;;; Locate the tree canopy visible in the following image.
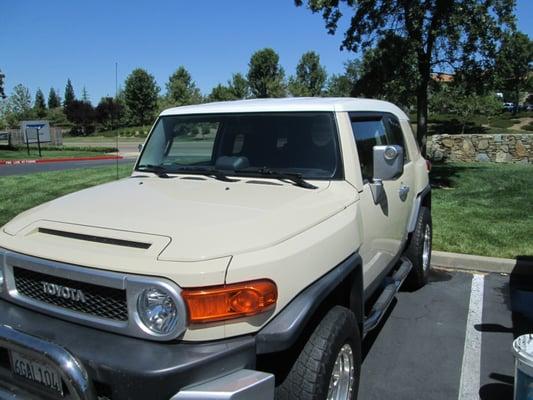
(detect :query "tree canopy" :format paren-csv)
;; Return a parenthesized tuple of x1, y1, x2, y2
(81, 86, 90, 103)
(166, 66, 202, 106)
(34, 88, 47, 117)
(9, 84, 32, 116)
(0, 70, 5, 99)
(48, 88, 61, 108)
(65, 100, 95, 135)
(289, 51, 327, 96)
(326, 60, 360, 97)
(207, 73, 250, 102)
(295, 0, 516, 149)
(495, 31, 533, 106)
(124, 68, 160, 126)
(353, 33, 418, 109)
(64, 79, 75, 108)
(95, 97, 124, 130)
(247, 48, 286, 98)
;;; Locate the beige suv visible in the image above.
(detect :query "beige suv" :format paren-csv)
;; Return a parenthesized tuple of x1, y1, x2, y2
(0, 98, 431, 400)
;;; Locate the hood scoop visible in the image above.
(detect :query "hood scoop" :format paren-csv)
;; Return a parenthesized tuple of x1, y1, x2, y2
(38, 227, 152, 249)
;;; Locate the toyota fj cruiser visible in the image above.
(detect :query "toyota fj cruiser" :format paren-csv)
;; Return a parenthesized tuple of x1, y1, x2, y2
(0, 98, 432, 400)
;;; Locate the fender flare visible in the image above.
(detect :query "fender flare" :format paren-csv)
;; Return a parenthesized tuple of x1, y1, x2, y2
(407, 185, 431, 233)
(255, 253, 363, 355)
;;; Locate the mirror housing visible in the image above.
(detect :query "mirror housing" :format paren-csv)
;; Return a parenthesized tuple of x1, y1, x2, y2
(373, 145, 404, 181)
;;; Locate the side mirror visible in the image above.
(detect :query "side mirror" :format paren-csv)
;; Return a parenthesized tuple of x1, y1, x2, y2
(369, 145, 404, 204)
(373, 145, 404, 180)
(138, 143, 144, 152)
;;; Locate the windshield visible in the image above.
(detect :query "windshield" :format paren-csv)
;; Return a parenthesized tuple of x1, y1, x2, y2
(136, 112, 342, 179)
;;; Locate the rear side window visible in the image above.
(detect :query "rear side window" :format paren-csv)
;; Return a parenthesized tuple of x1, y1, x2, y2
(350, 113, 408, 181)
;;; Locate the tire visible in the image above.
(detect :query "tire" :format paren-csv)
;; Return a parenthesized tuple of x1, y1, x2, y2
(276, 306, 361, 400)
(404, 206, 432, 290)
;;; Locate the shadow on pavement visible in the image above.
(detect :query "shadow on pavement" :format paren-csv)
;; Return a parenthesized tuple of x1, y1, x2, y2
(478, 256, 533, 399)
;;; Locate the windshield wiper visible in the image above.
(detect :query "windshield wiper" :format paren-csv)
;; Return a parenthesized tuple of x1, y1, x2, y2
(240, 167, 317, 189)
(173, 166, 238, 182)
(136, 164, 171, 178)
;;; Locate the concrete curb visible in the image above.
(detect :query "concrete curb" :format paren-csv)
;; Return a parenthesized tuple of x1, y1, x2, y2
(432, 250, 533, 274)
(0, 155, 123, 166)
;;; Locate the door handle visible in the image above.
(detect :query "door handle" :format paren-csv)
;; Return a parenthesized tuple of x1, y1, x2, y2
(399, 183, 410, 201)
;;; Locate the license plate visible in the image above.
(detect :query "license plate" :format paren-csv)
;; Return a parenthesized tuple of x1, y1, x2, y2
(10, 351, 64, 396)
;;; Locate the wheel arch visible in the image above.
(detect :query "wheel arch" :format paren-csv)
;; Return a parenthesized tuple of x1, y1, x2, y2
(256, 253, 363, 382)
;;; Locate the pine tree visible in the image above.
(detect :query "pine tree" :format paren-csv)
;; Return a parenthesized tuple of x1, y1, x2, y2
(47, 88, 61, 108)
(34, 88, 47, 118)
(81, 86, 90, 103)
(0, 69, 6, 99)
(64, 79, 75, 108)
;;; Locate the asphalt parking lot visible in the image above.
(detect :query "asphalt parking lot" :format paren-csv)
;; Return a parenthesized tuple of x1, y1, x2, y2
(360, 267, 533, 400)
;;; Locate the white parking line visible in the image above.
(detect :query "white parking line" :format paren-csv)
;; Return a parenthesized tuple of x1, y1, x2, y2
(458, 274, 484, 400)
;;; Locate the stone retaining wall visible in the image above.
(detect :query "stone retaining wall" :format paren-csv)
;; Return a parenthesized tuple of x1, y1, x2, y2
(426, 133, 532, 164)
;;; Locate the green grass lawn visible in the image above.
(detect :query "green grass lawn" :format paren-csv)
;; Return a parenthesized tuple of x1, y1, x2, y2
(0, 148, 116, 160)
(431, 162, 532, 259)
(0, 162, 530, 259)
(0, 164, 133, 228)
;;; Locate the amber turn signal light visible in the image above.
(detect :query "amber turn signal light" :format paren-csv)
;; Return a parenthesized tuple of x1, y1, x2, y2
(182, 280, 277, 324)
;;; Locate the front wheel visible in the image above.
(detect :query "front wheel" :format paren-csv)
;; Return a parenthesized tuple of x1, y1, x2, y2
(276, 306, 361, 400)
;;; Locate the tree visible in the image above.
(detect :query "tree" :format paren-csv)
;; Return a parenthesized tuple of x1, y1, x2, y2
(230, 73, 250, 99)
(288, 51, 327, 96)
(95, 97, 125, 130)
(124, 68, 160, 126)
(353, 34, 418, 109)
(295, 0, 515, 151)
(495, 31, 533, 110)
(0, 70, 5, 99)
(64, 79, 75, 108)
(48, 88, 61, 108)
(208, 84, 236, 102)
(34, 88, 47, 118)
(81, 86, 90, 103)
(430, 85, 502, 134)
(166, 66, 202, 106)
(326, 60, 360, 97)
(207, 73, 251, 102)
(247, 48, 286, 98)
(9, 84, 32, 116)
(64, 99, 95, 135)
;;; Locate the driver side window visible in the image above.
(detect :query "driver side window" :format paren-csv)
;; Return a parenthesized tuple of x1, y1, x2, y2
(350, 113, 407, 181)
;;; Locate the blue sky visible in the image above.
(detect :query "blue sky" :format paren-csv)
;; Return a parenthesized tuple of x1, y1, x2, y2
(1, 0, 531, 104)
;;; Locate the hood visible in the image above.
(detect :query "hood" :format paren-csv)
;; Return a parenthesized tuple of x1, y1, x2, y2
(3, 175, 356, 262)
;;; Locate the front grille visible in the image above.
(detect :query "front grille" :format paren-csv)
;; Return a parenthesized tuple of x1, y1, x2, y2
(13, 267, 128, 321)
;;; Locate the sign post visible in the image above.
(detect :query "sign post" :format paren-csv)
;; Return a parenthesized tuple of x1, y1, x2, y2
(21, 121, 51, 157)
(36, 126, 42, 157)
(25, 129, 30, 156)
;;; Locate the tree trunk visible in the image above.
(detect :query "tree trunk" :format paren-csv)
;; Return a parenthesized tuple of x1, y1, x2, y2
(416, 78, 429, 157)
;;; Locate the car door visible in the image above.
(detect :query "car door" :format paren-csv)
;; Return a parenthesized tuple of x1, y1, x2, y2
(349, 113, 415, 293)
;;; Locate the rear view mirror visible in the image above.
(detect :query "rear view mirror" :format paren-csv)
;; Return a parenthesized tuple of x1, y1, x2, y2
(373, 145, 404, 180)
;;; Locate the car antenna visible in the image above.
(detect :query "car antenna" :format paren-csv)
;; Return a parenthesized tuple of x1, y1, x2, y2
(115, 61, 119, 180)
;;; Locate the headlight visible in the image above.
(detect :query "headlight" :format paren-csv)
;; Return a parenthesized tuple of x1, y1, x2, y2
(137, 288, 179, 335)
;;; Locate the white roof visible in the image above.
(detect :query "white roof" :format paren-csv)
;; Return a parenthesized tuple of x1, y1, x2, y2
(160, 97, 410, 120)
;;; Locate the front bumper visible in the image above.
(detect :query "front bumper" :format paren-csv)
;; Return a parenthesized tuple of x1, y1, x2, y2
(0, 300, 274, 400)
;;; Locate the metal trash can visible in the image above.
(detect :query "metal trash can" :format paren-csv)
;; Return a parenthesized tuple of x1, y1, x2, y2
(513, 334, 533, 400)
